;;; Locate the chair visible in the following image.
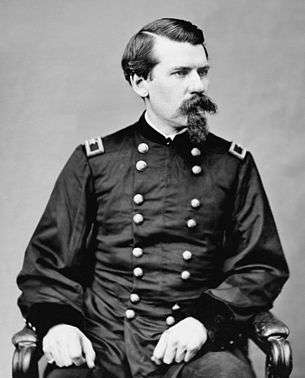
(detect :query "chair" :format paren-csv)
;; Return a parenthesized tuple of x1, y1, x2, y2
(12, 311, 292, 378)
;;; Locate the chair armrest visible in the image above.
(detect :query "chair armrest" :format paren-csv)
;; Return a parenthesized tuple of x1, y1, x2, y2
(249, 311, 292, 378)
(251, 311, 289, 341)
(12, 326, 39, 378)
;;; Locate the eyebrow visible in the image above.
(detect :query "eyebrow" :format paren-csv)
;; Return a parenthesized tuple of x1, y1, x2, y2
(170, 64, 210, 71)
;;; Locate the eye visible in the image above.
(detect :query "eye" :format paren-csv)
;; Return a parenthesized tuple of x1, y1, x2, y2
(173, 70, 188, 77)
(198, 68, 209, 77)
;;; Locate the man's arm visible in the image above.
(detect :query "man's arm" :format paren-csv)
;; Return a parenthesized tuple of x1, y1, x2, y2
(179, 151, 289, 345)
(17, 145, 96, 339)
(152, 151, 289, 364)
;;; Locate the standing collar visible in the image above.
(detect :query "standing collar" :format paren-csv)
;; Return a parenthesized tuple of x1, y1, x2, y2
(137, 112, 191, 147)
(144, 112, 187, 141)
(135, 112, 222, 157)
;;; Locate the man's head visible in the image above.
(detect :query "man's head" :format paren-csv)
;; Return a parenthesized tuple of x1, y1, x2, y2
(121, 18, 217, 143)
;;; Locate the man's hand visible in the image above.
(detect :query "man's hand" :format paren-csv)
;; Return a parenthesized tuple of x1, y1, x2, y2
(43, 324, 96, 368)
(151, 317, 207, 365)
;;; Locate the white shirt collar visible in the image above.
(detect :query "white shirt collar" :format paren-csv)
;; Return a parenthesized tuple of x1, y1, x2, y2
(144, 112, 187, 141)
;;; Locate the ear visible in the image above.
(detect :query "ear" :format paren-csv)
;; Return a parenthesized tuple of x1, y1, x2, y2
(130, 74, 149, 98)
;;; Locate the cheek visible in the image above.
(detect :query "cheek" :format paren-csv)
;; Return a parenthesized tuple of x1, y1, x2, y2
(150, 83, 181, 111)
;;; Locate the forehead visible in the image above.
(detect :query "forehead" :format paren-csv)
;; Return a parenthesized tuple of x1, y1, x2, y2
(152, 35, 208, 69)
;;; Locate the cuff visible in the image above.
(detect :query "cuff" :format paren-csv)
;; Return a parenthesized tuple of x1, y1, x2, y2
(26, 303, 84, 339)
(174, 293, 241, 348)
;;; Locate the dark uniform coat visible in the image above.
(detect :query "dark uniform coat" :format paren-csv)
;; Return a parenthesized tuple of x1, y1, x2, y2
(17, 114, 289, 377)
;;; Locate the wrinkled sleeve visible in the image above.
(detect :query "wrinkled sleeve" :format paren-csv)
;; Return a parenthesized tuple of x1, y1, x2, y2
(17, 145, 96, 338)
(179, 152, 289, 346)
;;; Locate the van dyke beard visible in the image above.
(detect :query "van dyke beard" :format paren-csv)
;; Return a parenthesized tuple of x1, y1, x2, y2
(179, 94, 217, 144)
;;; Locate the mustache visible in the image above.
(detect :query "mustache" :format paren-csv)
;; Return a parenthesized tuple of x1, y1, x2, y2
(177, 93, 217, 145)
(179, 93, 217, 115)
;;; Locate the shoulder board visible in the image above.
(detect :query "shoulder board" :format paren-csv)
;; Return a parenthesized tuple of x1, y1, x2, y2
(229, 142, 247, 160)
(84, 137, 104, 157)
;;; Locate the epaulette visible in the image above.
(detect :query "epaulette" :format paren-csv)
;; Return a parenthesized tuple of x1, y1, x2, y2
(84, 137, 104, 157)
(229, 142, 247, 160)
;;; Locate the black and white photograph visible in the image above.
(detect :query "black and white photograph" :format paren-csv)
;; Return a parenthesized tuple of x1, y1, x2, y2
(1, 1, 304, 377)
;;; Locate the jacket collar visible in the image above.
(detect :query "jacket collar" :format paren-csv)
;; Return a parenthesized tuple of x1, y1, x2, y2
(144, 112, 187, 141)
(135, 113, 229, 157)
(137, 112, 193, 148)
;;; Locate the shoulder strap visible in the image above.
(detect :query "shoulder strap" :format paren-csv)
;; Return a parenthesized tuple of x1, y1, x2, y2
(229, 142, 247, 160)
(84, 137, 104, 157)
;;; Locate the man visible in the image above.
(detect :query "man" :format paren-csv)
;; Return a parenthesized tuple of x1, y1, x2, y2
(17, 18, 289, 377)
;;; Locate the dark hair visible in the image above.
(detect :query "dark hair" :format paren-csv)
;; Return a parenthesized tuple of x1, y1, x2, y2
(121, 18, 208, 84)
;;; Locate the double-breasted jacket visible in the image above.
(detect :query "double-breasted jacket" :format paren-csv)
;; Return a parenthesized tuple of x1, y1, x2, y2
(17, 114, 289, 377)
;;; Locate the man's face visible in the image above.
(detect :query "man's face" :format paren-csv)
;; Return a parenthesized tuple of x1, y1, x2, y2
(144, 36, 210, 128)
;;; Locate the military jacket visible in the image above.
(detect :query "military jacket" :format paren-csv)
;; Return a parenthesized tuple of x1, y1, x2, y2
(17, 114, 289, 377)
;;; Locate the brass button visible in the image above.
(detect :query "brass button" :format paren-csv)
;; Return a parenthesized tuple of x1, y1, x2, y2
(125, 309, 135, 319)
(181, 270, 191, 280)
(133, 194, 144, 205)
(191, 147, 201, 157)
(166, 316, 175, 326)
(182, 250, 192, 260)
(136, 160, 147, 171)
(192, 165, 202, 175)
(138, 143, 149, 154)
(191, 198, 200, 208)
(130, 293, 140, 303)
(133, 267, 143, 277)
(133, 213, 144, 224)
(132, 247, 143, 257)
(186, 218, 197, 228)
(172, 303, 180, 311)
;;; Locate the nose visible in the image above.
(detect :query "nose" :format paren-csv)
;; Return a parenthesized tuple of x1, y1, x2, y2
(188, 71, 209, 94)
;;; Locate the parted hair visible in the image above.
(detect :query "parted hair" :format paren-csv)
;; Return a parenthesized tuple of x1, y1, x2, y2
(121, 18, 208, 84)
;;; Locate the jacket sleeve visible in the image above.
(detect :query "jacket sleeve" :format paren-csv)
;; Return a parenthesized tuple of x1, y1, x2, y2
(17, 145, 96, 338)
(178, 152, 289, 346)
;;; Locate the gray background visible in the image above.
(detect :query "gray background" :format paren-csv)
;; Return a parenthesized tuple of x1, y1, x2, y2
(1, 1, 304, 376)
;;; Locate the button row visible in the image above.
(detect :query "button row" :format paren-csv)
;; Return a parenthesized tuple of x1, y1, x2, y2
(126, 301, 180, 324)
(132, 247, 192, 261)
(134, 267, 190, 280)
(133, 197, 200, 208)
(136, 160, 202, 175)
(125, 309, 177, 325)
(137, 143, 201, 158)
(136, 144, 202, 175)
(133, 215, 198, 228)
(125, 302, 182, 324)
(127, 296, 180, 318)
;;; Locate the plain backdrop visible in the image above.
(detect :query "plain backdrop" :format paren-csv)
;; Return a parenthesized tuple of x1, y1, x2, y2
(1, 1, 304, 376)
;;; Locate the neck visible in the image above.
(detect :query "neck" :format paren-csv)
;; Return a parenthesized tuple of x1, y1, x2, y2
(145, 106, 185, 137)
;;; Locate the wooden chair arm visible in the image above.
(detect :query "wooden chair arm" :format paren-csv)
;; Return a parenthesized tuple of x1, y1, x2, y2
(12, 326, 39, 378)
(249, 311, 293, 378)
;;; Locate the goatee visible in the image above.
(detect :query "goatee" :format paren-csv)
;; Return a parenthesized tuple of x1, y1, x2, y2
(179, 93, 217, 144)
